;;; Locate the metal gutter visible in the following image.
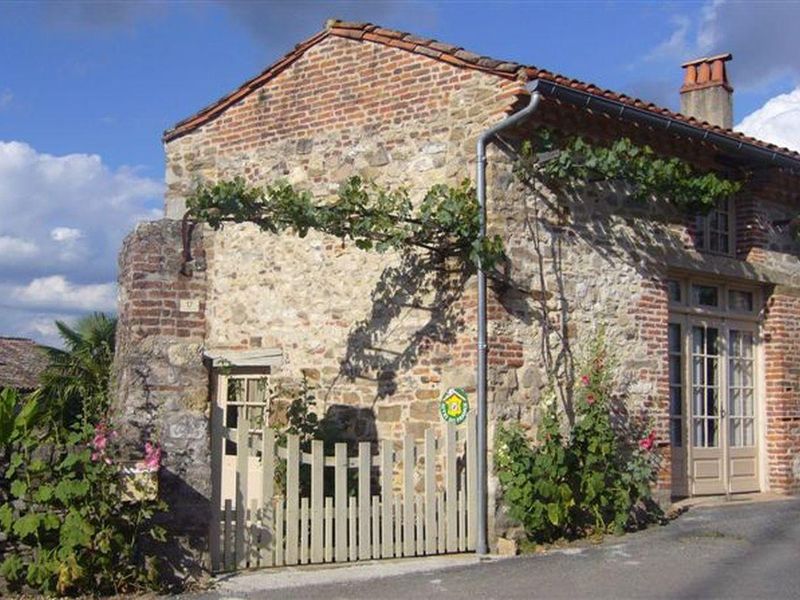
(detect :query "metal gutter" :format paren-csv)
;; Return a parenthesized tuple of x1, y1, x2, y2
(528, 79, 800, 172)
(475, 84, 542, 555)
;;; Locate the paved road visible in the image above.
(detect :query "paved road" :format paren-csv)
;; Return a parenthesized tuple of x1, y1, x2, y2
(198, 496, 800, 599)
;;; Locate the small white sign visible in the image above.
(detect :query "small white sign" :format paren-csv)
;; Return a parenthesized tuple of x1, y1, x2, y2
(179, 298, 200, 313)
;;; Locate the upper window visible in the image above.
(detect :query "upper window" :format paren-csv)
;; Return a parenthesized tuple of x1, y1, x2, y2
(694, 198, 733, 255)
(668, 277, 759, 315)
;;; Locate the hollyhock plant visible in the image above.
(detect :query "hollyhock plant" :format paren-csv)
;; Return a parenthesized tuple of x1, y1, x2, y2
(90, 422, 116, 464)
(639, 431, 656, 451)
(141, 441, 162, 472)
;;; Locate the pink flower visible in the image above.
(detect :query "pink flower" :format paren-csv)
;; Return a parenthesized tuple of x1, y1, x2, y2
(141, 441, 162, 472)
(92, 432, 108, 451)
(90, 422, 116, 463)
(586, 394, 596, 405)
(639, 431, 656, 451)
(581, 375, 590, 386)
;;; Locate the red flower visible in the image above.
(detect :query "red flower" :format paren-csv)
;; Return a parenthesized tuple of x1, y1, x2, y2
(581, 375, 590, 386)
(639, 431, 656, 451)
(586, 393, 596, 405)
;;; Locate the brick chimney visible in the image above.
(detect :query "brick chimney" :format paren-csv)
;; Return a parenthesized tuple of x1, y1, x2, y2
(680, 53, 733, 129)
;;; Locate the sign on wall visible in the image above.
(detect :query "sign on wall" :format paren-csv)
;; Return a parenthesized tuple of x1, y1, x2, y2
(439, 388, 469, 424)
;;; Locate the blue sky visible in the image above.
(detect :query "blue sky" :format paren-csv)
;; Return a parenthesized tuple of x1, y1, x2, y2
(1, 0, 799, 345)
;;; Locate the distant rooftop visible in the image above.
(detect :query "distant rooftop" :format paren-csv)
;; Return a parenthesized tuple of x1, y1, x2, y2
(0, 337, 48, 391)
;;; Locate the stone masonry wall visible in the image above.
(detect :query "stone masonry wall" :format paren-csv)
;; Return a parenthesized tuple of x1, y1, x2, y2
(163, 34, 522, 451)
(113, 220, 210, 574)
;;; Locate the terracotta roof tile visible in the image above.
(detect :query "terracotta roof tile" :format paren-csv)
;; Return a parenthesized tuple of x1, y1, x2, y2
(454, 49, 482, 64)
(403, 34, 434, 46)
(162, 19, 800, 165)
(0, 337, 48, 390)
(428, 41, 462, 54)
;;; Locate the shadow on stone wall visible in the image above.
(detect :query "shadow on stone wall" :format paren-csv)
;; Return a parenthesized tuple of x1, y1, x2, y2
(150, 470, 211, 589)
(322, 404, 378, 445)
(336, 252, 470, 401)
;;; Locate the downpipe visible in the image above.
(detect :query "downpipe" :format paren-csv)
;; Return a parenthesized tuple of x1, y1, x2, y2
(475, 86, 542, 555)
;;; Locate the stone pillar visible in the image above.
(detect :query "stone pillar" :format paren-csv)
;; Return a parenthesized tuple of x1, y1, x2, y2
(763, 286, 800, 493)
(113, 219, 211, 575)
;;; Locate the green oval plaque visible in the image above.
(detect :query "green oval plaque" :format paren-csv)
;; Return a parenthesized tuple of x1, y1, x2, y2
(440, 388, 469, 424)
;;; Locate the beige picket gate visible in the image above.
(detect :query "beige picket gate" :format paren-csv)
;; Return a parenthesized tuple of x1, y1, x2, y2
(209, 402, 477, 573)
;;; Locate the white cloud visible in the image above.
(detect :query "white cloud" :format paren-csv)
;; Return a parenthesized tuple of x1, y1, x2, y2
(645, 15, 692, 63)
(737, 87, 800, 153)
(0, 235, 38, 260)
(0, 140, 163, 343)
(50, 227, 83, 242)
(11, 275, 117, 312)
(646, 1, 800, 90)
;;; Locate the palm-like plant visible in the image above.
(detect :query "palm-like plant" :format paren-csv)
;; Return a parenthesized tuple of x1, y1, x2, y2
(40, 313, 117, 428)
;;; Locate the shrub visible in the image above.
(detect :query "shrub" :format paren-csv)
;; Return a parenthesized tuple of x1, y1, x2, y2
(0, 314, 167, 596)
(495, 332, 661, 542)
(0, 397, 166, 595)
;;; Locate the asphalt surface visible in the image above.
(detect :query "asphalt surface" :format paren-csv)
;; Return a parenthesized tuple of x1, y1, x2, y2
(196, 496, 800, 599)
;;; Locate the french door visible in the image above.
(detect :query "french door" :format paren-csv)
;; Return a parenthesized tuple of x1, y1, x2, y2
(669, 318, 760, 495)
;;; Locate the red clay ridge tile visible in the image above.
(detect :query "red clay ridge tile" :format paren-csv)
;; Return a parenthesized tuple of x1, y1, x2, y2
(330, 20, 370, 30)
(373, 27, 405, 39)
(387, 38, 417, 52)
(428, 41, 461, 54)
(477, 58, 503, 69)
(330, 27, 364, 40)
(415, 46, 443, 60)
(495, 62, 521, 73)
(454, 49, 481, 63)
(403, 34, 433, 45)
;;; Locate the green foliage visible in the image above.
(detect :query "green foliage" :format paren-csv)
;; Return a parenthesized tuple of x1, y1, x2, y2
(0, 315, 166, 596)
(516, 133, 742, 214)
(495, 403, 576, 541)
(495, 332, 662, 542)
(186, 176, 505, 269)
(39, 313, 117, 429)
(270, 377, 349, 498)
(187, 134, 741, 277)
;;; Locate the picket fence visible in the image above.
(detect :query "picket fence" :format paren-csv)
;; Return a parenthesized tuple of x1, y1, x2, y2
(209, 408, 477, 572)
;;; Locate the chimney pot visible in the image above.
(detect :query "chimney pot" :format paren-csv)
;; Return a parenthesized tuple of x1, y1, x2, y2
(680, 53, 733, 129)
(684, 64, 697, 87)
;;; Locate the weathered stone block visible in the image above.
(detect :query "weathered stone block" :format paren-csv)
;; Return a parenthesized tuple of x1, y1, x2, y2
(377, 405, 403, 422)
(409, 400, 439, 421)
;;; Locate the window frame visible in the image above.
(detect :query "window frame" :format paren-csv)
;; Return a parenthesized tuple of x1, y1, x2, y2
(694, 197, 736, 257)
(666, 276, 762, 321)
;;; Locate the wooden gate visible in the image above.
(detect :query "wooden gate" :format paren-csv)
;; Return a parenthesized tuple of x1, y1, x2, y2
(209, 383, 477, 572)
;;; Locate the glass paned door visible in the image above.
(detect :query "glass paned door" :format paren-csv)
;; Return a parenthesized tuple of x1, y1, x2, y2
(728, 330, 755, 447)
(679, 319, 760, 495)
(692, 325, 720, 449)
(726, 327, 759, 492)
(690, 322, 726, 494)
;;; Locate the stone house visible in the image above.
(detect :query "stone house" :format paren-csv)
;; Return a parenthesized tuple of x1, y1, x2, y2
(113, 20, 800, 561)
